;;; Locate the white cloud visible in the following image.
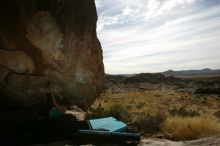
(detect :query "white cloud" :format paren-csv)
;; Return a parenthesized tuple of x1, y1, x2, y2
(95, 0, 102, 8)
(143, 0, 197, 20)
(122, 6, 134, 16)
(97, 15, 126, 32)
(144, 0, 161, 19)
(96, 0, 220, 74)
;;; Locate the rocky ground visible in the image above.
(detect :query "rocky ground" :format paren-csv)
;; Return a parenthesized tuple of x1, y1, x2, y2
(140, 134, 220, 146)
(28, 134, 220, 146)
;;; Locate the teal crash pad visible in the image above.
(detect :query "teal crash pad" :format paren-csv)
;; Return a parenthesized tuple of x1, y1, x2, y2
(79, 130, 140, 137)
(78, 130, 140, 142)
(88, 117, 127, 132)
(79, 130, 111, 135)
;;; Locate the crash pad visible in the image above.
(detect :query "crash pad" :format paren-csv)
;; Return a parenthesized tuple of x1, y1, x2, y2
(88, 117, 127, 132)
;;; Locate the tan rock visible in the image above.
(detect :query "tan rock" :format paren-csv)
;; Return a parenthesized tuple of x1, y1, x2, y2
(0, 50, 35, 74)
(0, 0, 104, 109)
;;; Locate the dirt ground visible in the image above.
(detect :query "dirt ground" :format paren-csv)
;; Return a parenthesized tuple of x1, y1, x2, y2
(140, 134, 220, 146)
(29, 134, 220, 146)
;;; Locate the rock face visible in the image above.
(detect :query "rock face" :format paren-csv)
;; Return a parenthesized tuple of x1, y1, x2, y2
(0, 0, 104, 109)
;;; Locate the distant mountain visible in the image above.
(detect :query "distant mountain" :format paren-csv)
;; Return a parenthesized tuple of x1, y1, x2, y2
(105, 73, 185, 85)
(162, 68, 220, 77)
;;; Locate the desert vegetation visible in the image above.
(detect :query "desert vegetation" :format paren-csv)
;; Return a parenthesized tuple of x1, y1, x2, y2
(162, 116, 220, 141)
(90, 73, 220, 141)
(133, 112, 166, 134)
(87, 104, 131, 122)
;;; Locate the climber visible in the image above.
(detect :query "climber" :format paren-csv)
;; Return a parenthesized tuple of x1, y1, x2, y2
(44, 81, 67, 118)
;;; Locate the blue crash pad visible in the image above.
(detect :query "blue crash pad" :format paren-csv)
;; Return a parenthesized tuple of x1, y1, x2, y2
(79, 130, 111, 135)
(88, 117, 127, 132)
(79, 130, 140, 137)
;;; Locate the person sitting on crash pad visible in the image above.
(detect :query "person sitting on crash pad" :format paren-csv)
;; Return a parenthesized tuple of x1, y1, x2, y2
(45, 81, 67, 118)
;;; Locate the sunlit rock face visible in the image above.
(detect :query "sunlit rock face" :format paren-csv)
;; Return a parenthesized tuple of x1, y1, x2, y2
(0, 0, 104, 109)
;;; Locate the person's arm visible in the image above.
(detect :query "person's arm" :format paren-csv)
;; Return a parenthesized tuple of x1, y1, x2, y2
(51, 94, 66, 113)
(54, 89, 64, 100)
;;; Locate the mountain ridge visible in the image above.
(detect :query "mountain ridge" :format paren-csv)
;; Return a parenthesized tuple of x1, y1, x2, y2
(162, 68, 220, 77)
(106, 68, 220, 77)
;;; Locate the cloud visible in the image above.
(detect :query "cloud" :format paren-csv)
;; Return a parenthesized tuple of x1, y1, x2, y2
(97, 15, 126, 32)
(95, 0, 102, 8)
(96, 0, 220, 74)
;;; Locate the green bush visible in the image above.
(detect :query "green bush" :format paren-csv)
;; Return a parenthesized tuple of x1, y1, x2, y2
(133, 112, 166, 134)
(107, 104, 131, 122)
(87, 105, 107, 119)
(87, 104, 131, 122)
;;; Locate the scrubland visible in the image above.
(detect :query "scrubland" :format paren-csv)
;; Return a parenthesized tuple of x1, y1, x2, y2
(90, 81, 220, 141)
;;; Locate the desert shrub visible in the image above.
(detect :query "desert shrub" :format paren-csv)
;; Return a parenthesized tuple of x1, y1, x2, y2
(169, 107, 200, 117)
(136, 102, 145, 109)
(87, 105, 107, 119)
(87, 104, 131, 122)
(194, 87, 220, 94)
(133, 112, 166, 134)
(162, 116, 220, 141)
(107, 104, 131, 122)
(126, 105, 133, 110)
(129, 101, 135, 104)
(214, 110, 220, 119)
(200, 96, 208, 104)
(154, 94, 161, 97)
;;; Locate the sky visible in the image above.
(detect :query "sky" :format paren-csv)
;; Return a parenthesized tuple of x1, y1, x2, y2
(95, 0, 220, 74)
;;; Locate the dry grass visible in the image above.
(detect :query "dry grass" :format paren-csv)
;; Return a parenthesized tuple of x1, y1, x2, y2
(93, 90, 220, 114)
(93, 89, 220, 117)
(92, 86, 220, 140)
(94, 90, 183, 114)
(162, 116, 220, 141)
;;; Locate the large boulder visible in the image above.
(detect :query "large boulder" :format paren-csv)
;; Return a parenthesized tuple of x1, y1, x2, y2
(0, 0, 104, 109)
